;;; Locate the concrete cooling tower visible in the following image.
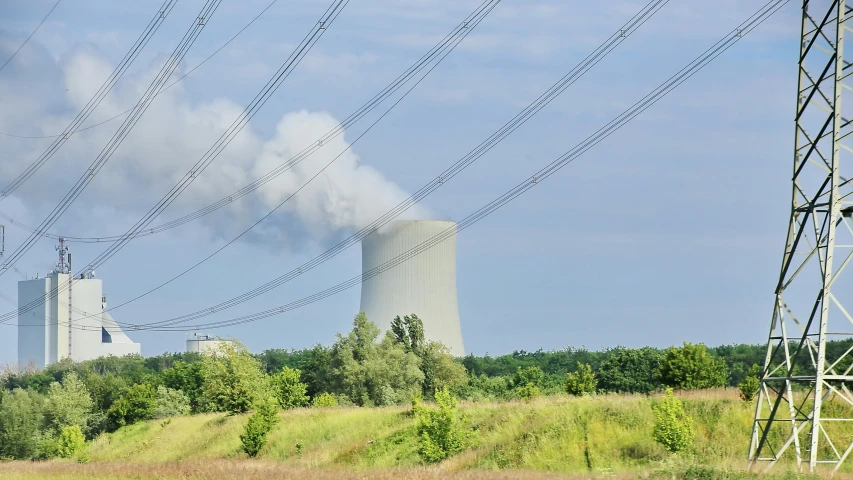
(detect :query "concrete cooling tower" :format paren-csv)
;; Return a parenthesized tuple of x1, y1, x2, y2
(359, 220, 464, 355)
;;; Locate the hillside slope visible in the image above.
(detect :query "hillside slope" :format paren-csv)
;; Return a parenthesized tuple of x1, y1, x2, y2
(86, 391, 755, 474)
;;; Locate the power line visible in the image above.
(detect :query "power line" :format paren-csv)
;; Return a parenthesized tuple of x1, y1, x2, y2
(0, 0, 179, 200)
(123, 0, 791, 333)
(0, 0, 497, 244)
(0, 0, 350, 323)
(0, 0, 223, 279)
(7, 0, 789, 333)
(7, 0, 669, 330)
(0, 0, 279, 140)
(0, 0, 63, 73)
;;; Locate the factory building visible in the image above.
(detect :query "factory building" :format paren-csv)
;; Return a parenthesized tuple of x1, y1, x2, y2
(186, 333, 232, 354)
(359, 220, 465, 355)
(17, 242, 140, 369)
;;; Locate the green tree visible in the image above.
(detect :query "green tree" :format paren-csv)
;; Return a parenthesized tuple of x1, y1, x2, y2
(198, 341, 272, 414)
(420, 342, 468, 398)
(161, 361, 205, 412)
(270, 367, 309, 409)
(652, 388, 694, 453)
(107, 384, 156, 428)
(0, 388, 44, 459)
(390, 314, 426, 356)
(152, 386, 191, 419)
(565, 362, 597, 396)
(56, 425, 86, 459)
(43, 372, 94, 434)
(739, 364, 761, 402)
(658, 342, 729, 390)
(512, 366, 544, 399)
(311, 392, 338, 408)
(597, 347, 662, 394)
(330, 313, 423, 406)
(240, 396, 280, 457)
(413, 387, 475, 463)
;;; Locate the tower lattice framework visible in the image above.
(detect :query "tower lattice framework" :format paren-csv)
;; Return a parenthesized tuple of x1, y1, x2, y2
(750, 0, 853, 472)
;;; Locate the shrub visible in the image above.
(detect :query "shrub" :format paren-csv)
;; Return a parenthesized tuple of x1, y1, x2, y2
(565, 362, 597, 396)
(199, 342, 274, 414)
(510, 366, 544, 400)
(56, 425, 86, 459)
(738, 365, 761, 402)
(311, 392, 338, 408)
(413, 387, 475, 463)
(152, 386, 191, 419)
(658, 342, 729, 390)
(43, 372, 93, 434)
(652, 388, 694, 454)
(270, 367, 309, 409)
(240, 396, 280, 458)
(0, 388, 44, 459)
(107, 384, 156, 429)
(515, 382, 541, 400)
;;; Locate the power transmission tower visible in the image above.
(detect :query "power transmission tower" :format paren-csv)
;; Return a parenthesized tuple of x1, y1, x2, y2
(749, 0, 853, 473)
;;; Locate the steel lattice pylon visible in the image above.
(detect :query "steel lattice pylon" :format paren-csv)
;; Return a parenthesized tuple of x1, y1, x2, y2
(749, 0, 853, 472)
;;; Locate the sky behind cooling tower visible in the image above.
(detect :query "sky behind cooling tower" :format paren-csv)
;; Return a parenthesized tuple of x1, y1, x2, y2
(0, 0, 800, 362)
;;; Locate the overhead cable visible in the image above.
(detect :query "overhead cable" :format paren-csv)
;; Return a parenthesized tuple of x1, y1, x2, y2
(104, 0, 672, 331)
(0, 0, 350, 323)
(0, 0, 497, 243)
(17, 0, 670, 330)
(8, 0, 789, 332)
(0, 0, 179, 199)
(0, 0, 63, 73)
(126, 0, 791, 333)
(0, 0, 279, 140)
(0, 0, 223, 280)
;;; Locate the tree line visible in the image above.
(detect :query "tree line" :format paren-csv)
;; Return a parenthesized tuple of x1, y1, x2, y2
(1, 311, 850, 460)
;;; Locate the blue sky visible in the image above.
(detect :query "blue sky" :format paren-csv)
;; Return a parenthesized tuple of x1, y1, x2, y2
(0, 0, 800, 362)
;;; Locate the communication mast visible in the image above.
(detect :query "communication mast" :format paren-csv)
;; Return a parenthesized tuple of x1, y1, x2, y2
(749, 0, 853, 472)
(56, 237, 72, 359)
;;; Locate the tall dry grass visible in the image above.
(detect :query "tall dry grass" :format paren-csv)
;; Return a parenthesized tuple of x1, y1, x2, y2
(0, 460, 612, 479)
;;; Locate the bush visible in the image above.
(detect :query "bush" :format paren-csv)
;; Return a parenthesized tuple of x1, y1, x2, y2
(270, 367, 309, 409)
(57, 425, 86, 459)
(152, 386, 191, 419)
(0, 388, 44, 459)
(738, 365, 761, 402)
(199, 341, 272, 414)
(43, 372, 93, 434)
(652, 388, 694, 454)
(107, 384, 156, 429)
(413, 387, 475, 463)
(240, 396, 280, 457)
(513, 366, 544, 400)
(311, 392, 338, 408)
(658, 342, 729, 390)
(565, 362, 597, 396)
(515, 382, 541, 400)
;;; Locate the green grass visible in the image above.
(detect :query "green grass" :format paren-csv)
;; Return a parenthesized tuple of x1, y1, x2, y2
(83, 390, 760, 472)
(5, 391, 848, 478)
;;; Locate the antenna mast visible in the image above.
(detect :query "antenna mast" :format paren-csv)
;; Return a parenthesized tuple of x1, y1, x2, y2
(749, 0, 853, 472)
(56, 237, 72, 359)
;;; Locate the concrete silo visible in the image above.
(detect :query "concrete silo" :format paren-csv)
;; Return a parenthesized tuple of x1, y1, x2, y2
(359, 220, 464, 355)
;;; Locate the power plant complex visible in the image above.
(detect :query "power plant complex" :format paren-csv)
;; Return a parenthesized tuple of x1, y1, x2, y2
(13, 219, 464, 369)
(359, 220, 465, 355)
(16, 240, 140, 369)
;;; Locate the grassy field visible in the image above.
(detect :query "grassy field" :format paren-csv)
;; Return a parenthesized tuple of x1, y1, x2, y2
(1, 389, 846, 479)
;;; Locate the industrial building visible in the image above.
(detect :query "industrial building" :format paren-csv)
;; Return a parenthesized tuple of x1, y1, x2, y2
(186, 333, 232, 354)
(359, 220, 465, 355)
(17, 241, 140, 369)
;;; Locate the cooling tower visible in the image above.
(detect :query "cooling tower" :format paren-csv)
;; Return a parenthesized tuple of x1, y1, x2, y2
(359, 220, 464, 355)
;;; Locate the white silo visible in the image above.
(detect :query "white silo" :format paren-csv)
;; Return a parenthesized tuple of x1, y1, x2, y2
(186, 333, 232, 354)
(359, 220, 464, 355)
